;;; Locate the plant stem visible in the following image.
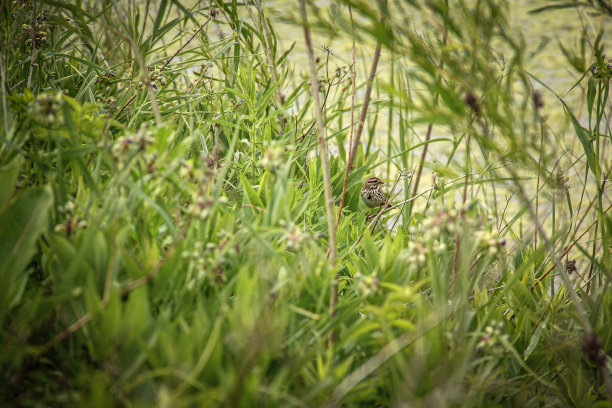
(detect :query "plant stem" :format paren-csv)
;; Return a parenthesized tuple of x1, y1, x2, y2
(335, 4, 357, 229)
(346, 44, 382, 170)
(27, 0, 36, 90)
(507, 165, 591, 331)
(109, 0, 161, 125)
(334, 28, 382, 239)
(408, 0, 449, 220)
(0, 50, 9, 135)
(299, 0, 336, 263)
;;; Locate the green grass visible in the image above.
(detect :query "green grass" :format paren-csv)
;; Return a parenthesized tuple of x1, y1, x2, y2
(1, 0, 611, 406)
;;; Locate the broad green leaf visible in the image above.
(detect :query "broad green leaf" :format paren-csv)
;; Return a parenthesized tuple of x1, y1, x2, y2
(0, 186, 52, 325)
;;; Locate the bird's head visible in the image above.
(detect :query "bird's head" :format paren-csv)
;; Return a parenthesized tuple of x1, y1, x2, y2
(363, 176, 384, 189)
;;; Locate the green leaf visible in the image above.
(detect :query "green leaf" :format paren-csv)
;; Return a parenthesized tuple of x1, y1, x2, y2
(361, 232, 379, 271)
(277, 41, 296, 65)
(121, 179, 177, 237)
(564, 106, 596, 176)
(524, 319, 546, 360)
(0, 186, 52, 325)
(168, 0, 198, 24)
(528, 73, 597, 176)
(587, 78, 596, 122)
(528, 2, 587, 14)
(0, 155, 22, 209)
(151, 0, 168, 39)
(240, 173, 264, 208)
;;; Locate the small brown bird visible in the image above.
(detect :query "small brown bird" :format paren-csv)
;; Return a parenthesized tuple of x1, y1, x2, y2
(361, 176, 385, 208)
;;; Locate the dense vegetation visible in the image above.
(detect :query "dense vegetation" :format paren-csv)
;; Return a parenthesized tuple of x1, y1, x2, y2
(1, 0, 611, 406)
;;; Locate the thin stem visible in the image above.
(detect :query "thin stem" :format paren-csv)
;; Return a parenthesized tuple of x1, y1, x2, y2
(347, 44, 382, 171)
(254, 0, 282, 108)
(530, 202, 610, 291)
(335, 4, 357, 229)
(115, 10, 213, 124)
(342, 173, 475, 260)
(115, 93, 138, 120)
(300, 0, 337, 345)
(383, 172, 479, 214)
(370, 173, 402, 235)
(299, 0, 336, 263)
(507, 165, 591, 332)
(535, 121, 544, 248)
(109, 0, 162, 125)
(390, 169, 415, 232)
(451, 131, 472, 293)
(408, 0, 449, 219)
(329, 4, 357, 338)
(0, 50, 9, 136)
(158, 15, 213, 74)
(295, 67, 351, 150)
(27, 0, 37, 90)
(551, 198, 556, 297)
(409, 123, 433, 217)
(587, 175, 607, 293)
(136, 0, 151, 47)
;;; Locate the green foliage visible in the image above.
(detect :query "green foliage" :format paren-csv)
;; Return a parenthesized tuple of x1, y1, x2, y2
(0, 0, 610, 406)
